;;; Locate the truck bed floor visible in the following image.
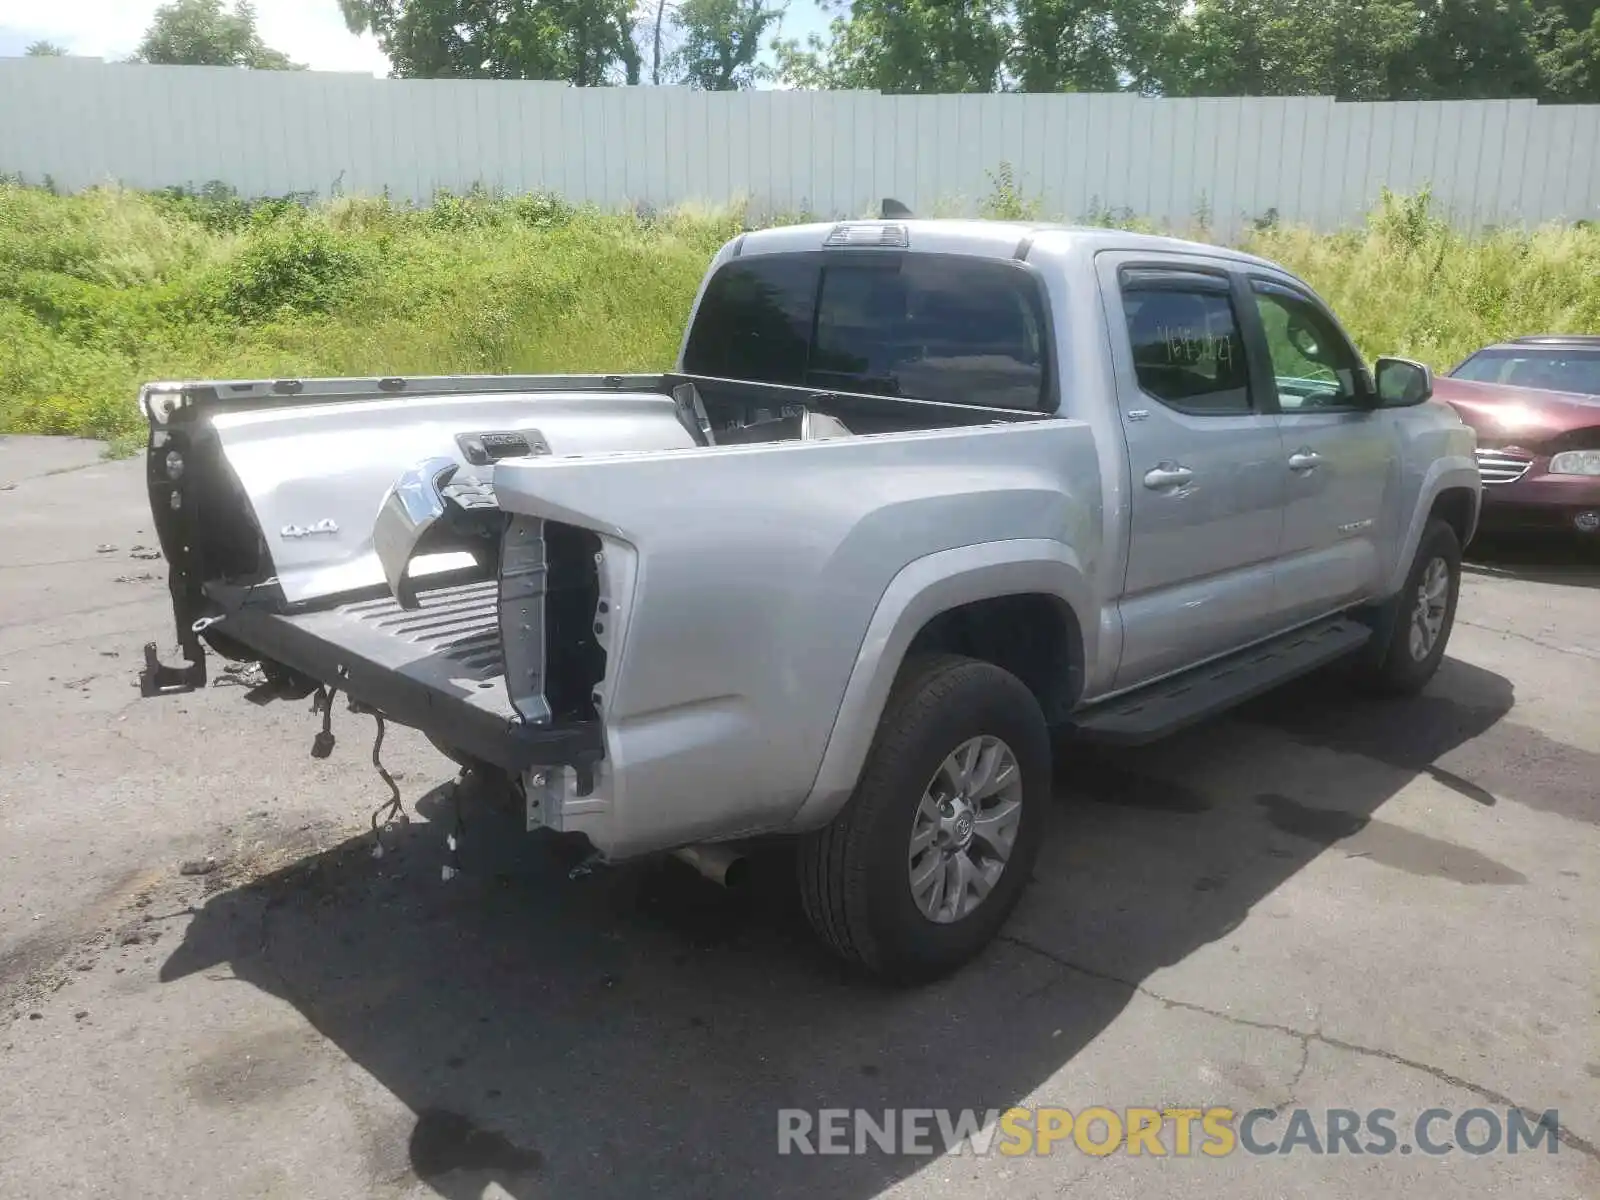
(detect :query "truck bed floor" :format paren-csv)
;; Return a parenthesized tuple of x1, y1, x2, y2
(220, 577, 597, 772)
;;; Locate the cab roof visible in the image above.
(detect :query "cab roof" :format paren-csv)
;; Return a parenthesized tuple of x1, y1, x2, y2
(733, 218, 1279, 272)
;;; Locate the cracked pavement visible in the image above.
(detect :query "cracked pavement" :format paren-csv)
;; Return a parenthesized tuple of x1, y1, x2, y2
(1, 434, 1597, 1199)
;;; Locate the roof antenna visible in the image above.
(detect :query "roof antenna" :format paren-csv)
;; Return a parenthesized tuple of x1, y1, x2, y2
(880, 197, 913, 219)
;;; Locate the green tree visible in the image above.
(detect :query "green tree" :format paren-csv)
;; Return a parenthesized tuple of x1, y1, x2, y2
(774, 0, 1012, 92)
(344, 0, 1599, 98)
(1010, 0, 1182, 92)
(1405, 0, 1546, 98)
(671, 0, 784, 89)
(1535, 5, 1600, 99)
(1158, 0, 1591, 101)
(134, 0, 303, 69)
(25, 40, 68, 56)
(1158, 0, 1417, 99)
(339, 0, 642, 84)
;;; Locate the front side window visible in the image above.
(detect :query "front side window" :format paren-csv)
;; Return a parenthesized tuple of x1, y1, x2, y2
(681, 253, 1050, 410)
(1120, 274, 1252, 414)
(1250, 282, 1364, 410)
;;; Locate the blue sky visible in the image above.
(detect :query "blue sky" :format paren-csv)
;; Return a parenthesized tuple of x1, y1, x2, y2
(0, 0, 831, 76)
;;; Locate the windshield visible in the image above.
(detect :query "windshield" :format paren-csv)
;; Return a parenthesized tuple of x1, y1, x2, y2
(1451, 347, 1600, 395)
(682, 252, 1050, 411)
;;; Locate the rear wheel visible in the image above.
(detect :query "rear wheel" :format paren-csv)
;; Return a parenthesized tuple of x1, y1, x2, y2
(797, 654, 1050, 982)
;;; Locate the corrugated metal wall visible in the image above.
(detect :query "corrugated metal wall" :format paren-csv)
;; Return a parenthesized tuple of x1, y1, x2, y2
(3, 57, 1598, 236)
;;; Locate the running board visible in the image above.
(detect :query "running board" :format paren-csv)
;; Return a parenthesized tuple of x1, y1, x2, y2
(1068, 618, 1372, 745)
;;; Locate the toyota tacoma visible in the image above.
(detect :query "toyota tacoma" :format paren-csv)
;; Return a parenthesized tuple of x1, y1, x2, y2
(136, 219, 1481, 980)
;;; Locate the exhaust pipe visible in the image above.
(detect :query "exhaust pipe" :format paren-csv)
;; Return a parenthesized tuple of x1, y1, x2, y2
(671, 844, 749, 888)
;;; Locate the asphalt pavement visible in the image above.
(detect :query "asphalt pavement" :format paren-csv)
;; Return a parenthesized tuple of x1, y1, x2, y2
(1, 434, 1596, 1199)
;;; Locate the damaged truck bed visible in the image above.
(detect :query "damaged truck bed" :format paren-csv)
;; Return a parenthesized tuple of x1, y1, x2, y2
(140, 369, 1044, 788)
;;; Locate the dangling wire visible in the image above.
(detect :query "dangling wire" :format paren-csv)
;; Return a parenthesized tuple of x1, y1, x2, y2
(442, 773, 467, 881)
(367, 711, 407, 857)
(310, 685, 338, 758)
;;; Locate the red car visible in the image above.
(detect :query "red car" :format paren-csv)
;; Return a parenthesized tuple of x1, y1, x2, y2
(1434, 335, 1600, 538)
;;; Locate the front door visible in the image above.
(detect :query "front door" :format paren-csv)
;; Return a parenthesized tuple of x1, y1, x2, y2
(1097, 255, 1287, 690)
(1243, 276, 1398, 622)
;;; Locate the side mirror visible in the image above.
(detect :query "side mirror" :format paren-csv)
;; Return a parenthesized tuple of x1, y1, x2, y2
(1374, 357, 1433, 407)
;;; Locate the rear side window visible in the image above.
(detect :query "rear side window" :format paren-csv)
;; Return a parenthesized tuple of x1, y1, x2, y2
(1120, 272, 1252, 415)
(682, 253, 1049, 410)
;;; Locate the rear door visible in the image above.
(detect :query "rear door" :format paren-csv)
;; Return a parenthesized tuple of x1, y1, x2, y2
(1096, 254, 1288, 689)
(1241, 276, 1397, 621)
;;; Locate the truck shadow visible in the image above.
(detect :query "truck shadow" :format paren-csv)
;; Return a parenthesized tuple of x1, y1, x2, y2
(160, 655, 1593, 1199)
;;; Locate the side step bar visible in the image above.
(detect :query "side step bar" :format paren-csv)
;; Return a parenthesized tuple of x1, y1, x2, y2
(1068, 617, 1373, 745)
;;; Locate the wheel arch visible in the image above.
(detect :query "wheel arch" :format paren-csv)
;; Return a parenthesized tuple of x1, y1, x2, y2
(1386, 463, 1480, 596)
(904, 593, 1085, 726)
(787, 539, 1093, 832)
(1428, 486, 1477, 551)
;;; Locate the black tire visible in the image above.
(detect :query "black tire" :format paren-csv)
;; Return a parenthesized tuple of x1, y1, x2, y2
(1353, 518, 1462, 696)
(797, 654, 1051, 983)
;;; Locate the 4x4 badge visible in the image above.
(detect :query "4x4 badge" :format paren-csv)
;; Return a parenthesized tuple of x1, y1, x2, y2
(280, 518, 340, 539)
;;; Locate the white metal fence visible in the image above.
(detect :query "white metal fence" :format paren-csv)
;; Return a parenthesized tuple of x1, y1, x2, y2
(3, 56, 1598, 236)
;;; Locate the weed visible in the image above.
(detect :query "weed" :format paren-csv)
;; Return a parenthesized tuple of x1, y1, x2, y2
(981, 163, 1042, 221)
(203, 213, 372, 323)
(1, 180, 1595, 444)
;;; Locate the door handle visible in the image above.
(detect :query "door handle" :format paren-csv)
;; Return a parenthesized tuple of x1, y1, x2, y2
(1142, 463, 1194, 490)
(1288, 450, 1322, 472)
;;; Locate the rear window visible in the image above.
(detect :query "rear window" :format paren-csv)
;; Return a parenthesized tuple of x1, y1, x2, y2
(682, 253, 1050, 410)
(680, 255, 818, 387)
(1451, 348, 1600, 395)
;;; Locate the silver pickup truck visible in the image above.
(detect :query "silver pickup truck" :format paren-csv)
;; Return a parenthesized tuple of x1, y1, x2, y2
(137, 219, 1480, 981)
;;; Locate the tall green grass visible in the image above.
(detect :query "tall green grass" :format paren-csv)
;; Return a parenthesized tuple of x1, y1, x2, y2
(1, 181, 1595, 447)
(0, 184, 740, 446)
(1246, 190, 1600, 369)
